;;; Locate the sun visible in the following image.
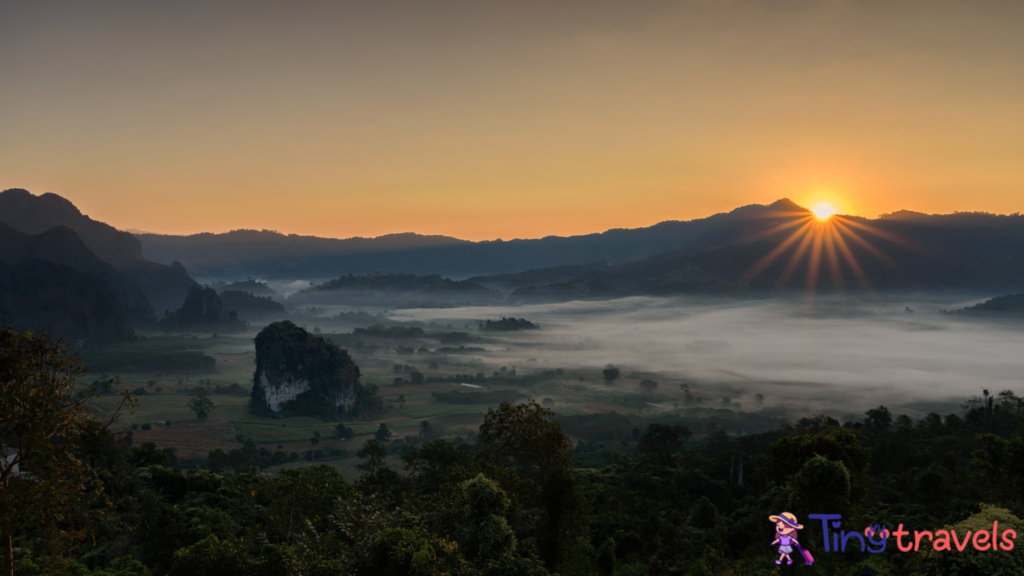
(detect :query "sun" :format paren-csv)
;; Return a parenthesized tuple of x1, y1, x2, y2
(811, 203, 835, 220)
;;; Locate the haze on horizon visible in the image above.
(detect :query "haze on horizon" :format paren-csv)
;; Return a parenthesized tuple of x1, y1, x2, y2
(2, 1, 1023, 241)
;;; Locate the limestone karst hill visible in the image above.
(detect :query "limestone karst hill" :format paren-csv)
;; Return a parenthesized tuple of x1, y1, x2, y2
(250, 321, 382, 420)
(158, 285, 247, 333)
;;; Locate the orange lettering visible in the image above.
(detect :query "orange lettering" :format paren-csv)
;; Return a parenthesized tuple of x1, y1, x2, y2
(951, 530, 973, 552)
(895, 524, 913, 552)
(1001, 529, 1016, 551)
(914, 531, 933, 552)
(973, 530, 990, 551)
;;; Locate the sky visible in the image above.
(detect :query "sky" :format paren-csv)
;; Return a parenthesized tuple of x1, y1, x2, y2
(2, 0, 1023, 240)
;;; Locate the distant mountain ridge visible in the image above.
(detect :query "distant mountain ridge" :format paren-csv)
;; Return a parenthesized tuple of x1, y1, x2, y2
(6, 187, 1024, 312)
(505, 205, 1024, 301)
(133, 203, 768, 279)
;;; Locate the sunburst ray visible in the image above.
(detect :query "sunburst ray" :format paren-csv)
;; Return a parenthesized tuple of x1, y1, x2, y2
(740, 220, 815, 282)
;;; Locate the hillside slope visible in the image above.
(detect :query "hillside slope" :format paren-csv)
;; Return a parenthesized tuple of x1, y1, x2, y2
(0, 188, 200, 311)
(0, 222, 155, 325)
(0, 260, 135, 347)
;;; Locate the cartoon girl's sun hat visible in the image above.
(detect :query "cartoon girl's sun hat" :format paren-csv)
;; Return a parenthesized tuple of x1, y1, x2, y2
(769, 512, 803, 530)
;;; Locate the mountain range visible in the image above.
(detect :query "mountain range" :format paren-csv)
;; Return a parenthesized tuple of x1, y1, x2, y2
(500, 201, 1024, 302)
(134, 205, 764, 280)
(3, 186, 1024, 346)
(135, 196, 1024, 300)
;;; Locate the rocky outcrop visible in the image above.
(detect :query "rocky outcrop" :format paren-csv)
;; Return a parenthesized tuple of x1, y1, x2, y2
(250, 321, 381, 420)
(159, 285, 247, 332)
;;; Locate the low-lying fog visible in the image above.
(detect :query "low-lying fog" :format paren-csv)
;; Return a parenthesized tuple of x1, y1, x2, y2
(387, 294, 1023, 419)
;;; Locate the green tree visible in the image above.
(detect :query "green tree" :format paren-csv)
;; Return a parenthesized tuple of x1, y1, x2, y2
(0, 327, 132, 576)
(636, 423, 691, 467)
(188, 394, 215, 421)
(402, 439, 474, 494)
(261, 465, 356, 544)
(374, 423, 392, 443)
(334, 422, 354, 439)
(601, 365, 620, 383)
(865, 405, 893, 431)
(763, 428, 869, 485)
(689, 496, 719, 529)
(972, 434, 1024, 505)
(419, 420, 435, 441)
(457, 474, 516, 565)
(477, 400, 576, 569)
(357, 439, 388, 473)
(348, 528, 472, 576)
(789, 455, 851, 514)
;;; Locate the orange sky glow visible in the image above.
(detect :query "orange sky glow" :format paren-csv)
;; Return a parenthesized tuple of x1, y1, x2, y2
(2, 1, 1022, 241)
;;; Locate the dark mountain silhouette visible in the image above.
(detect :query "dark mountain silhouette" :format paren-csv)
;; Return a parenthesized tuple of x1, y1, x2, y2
(137, 229, 470, 278)
(506, 205, 1024, 301)
(0, 188, 200, 313)
(0, 260, 134, 347)
(0, 222, 155, 325)
(159, 285, 248, 332)
(0, 188, 142, 265)
(133, 204, 767, 279)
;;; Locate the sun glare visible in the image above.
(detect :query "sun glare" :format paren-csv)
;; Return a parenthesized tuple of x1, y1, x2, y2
(812, 204, 835, 220)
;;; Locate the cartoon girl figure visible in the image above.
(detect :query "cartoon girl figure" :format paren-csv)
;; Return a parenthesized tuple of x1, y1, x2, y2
(769, 512, 808, 565)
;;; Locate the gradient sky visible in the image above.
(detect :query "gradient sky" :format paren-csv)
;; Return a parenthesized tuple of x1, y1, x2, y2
(2, 1, 1023, 240)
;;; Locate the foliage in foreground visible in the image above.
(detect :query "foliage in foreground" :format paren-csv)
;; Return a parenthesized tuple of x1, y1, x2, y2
(5, 329, 1024, 576)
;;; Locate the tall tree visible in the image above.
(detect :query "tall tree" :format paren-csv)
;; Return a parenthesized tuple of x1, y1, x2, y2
(357, 439, 387, 473)
(374, 423, 392, 443)
(0, 327, 132, 576)
(477, 400, 577, 569)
